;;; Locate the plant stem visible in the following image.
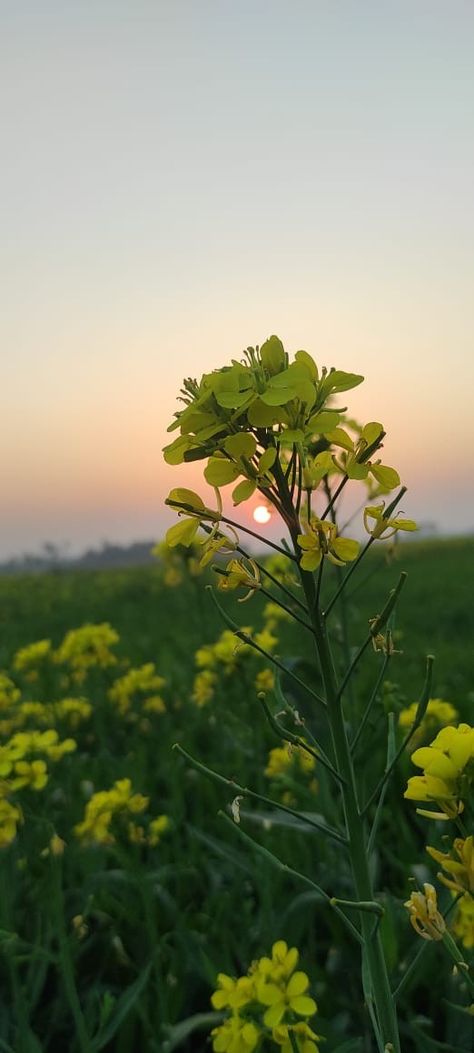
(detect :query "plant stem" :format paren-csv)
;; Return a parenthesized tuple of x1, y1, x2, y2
(272, 457, 401, 1052)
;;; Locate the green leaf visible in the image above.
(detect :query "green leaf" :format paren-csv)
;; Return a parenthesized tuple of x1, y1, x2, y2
(223, 433, 257, 459)
(260, 386, 297, 406)
(258, 447, 277, 473)
(295, 349, 319, 380)
(306, 409, 341, 433)
(91, 963, 153, 1051)
(215, 389, 253, 409)
(345, 460, 369, 480)
(247, 399, 285, 427)
(260, 335, 285, 375)
(320, 370, 364, 396)
(278, 429, 305, 445)
(167, 488, 205, 511)
(268, 363, 311, 388)
(204, 457, 241, 486)
(163, 435, 193, 465)
(370, 463, 400, 490)
(326, 427, 354, 452)
(165, 518, 200, 548)
(361, 421, 384, 446)
(232, 478, 257, 505)
(293, 380, 316, 406)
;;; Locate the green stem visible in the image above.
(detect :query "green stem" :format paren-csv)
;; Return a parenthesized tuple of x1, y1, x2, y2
(272, 457, 401, 1052)
(218, 811, 361, 945)
(174, 744, 347, 845)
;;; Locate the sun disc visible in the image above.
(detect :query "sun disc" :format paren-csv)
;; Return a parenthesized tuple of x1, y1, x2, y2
(253, 505, 271, 525)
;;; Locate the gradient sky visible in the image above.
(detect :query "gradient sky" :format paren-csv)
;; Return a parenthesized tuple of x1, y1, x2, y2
(2, 1, 473, 559)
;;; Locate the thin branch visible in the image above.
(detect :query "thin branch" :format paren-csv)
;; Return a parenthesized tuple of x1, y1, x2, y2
(218, 811, 361, 944)
(173, 744, 346, 845)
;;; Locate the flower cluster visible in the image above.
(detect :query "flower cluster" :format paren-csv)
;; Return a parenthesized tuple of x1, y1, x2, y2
(0, 729, 76, 847)
(210, 940, 320, 1053)
(404, 723, 474, 819)
(54, 623, 119, 683)
(163, 339, 404, 570)
(74, 777, 169, 847)
(13, 639, 53, 679)
(108, 663, 167, 717)
(192, 612, 278, 708)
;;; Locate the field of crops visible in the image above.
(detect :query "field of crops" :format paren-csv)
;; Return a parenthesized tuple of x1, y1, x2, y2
(0, 536, 472, 1053)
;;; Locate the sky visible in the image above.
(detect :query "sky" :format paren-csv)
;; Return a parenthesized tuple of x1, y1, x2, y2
(2, 1, 474, 559)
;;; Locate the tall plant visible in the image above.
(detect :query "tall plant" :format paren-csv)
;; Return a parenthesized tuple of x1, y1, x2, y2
(163, 336, 472, 1052)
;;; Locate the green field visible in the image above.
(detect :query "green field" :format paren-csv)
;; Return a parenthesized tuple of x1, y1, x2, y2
(0, 536, 472, 1052)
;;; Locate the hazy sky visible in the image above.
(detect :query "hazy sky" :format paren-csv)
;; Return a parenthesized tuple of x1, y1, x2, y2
(2, 1, 473, 559)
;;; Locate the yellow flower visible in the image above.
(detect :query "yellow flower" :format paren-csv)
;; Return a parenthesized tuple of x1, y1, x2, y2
(55, 623, 119, 673)
(217, 559, 261, 602)
(363, 502, 417, 540)
(211, 973, 255, 1011)
(109, 664, 166, 716)
(265, 746, 315, 779)
(398, 698, 458, 749)
(297, 517, 359, 571)
(10, 759, 48, 791)
(427, 837, 474, 895)
(13, 639, 52, 673)
(255, 669, 275, 694)
(404, 723, 474, 819)
(452, 893, 474, 950)
(256, 969, 317, 1027)
(272, 1021, 322, 1053)
(211, 1015, 260, 1053)
(0, 674, 20, 711)
(192, 670, 217, 707)
(148, 815, 170, 847)
(74, 778, 149, 845)
(0, 798, 22, 847)
(404, 883, 446, 941)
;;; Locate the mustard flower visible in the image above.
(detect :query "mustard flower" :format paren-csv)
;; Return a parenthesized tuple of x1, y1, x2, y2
(0, 674, 20, 711)
(255, 669, 275, 694)
(217, 559, 261, 602)
(452, 893, 474, 950)
(109, 664, 166, 716)
(148, 815, 170, 847)
(9, 759, 48, 791)
(297, 517, 359, 572)
(55, 623, 119, 677)
(427, 837, 474, 895)
(0, 798, 22, 848)
(256, 969, 317, 1028)
(272, 1021, 322, 1053)
(363, 503, 417, 540)
(210, 1015, 260, 1053)
(404, 723, 474, 819)
(404, 883, 446, 941)
(192, 670, 217, 707)
(265, 746, 315, 779)
(13, 639, 52, 674)
(74, 778, 149, 845)
(211, 973, 256, 1011)
(398, 698, 459, 750)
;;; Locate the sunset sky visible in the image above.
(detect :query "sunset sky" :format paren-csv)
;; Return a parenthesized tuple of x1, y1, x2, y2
(2, 2, 474, 559)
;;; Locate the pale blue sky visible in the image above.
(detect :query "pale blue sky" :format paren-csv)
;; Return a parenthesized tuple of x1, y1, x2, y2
(2, 2, 473, 557)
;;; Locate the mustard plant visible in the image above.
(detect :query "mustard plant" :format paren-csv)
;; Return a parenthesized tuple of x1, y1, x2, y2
(163, 336, 472, 1051)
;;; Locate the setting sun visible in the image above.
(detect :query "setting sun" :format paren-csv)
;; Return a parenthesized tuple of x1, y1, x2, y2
(253, 505, 271, 525)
